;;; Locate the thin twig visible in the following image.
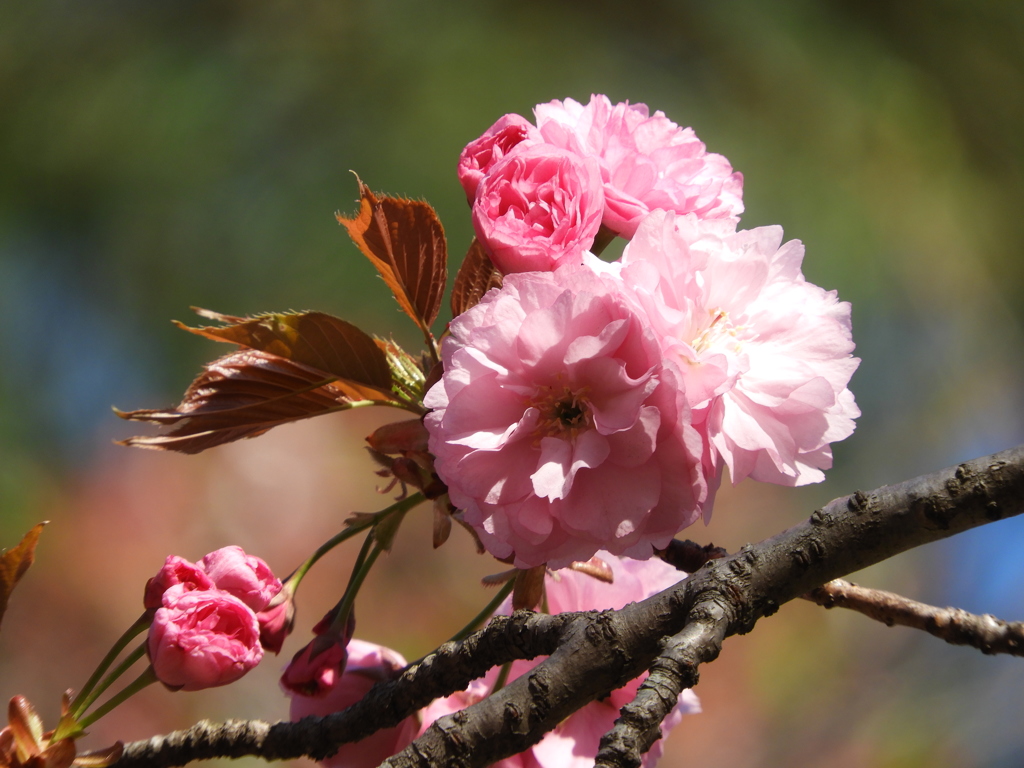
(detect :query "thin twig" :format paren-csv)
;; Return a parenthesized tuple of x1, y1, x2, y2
(660, 541, 1024, 658)
(805, 578, 1024, 656)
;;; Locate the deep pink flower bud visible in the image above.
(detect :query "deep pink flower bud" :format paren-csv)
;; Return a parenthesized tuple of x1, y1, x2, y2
(457, 113, 540, 203)
(148, 585, 263, 691)
(280, 637, 349, 698)
(472, 143, 604, 275)
(287, 639, 418, 768)
(143, 555, 213, 611)
(256, 593, 296, 655)
(310, 604, 356, 638)
(200, 546, 282, 613)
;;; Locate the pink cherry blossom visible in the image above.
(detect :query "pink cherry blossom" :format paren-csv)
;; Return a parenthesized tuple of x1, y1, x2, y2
(419, 554, 699, 768)
(148, 584, 263, 691)
(200, 545, 282, 613)
(424, 264, 706, 569)
(618, 210, 860, 488)
(534, 94, 743, 238)
(143, 555, 213, 610)
(471, 143, 605, 275)
(288, 639, 419, 768)
(458, 113, 541, 203)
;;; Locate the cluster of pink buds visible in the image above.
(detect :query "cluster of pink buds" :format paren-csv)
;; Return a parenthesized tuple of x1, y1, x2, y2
(145, 546, 283, 690)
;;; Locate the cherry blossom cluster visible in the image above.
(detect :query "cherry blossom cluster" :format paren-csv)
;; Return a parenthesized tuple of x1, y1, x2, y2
(7, 94, 861, 768)
(426, 94, 860, 570)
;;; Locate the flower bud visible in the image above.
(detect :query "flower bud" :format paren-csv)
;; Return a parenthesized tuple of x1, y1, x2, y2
(280, 638, 349, 698)
(282, 607, 356, 697)
(143, 555, 213, 611)
(200, 546, 282, 613)
(287, 640, 417, 768)
(256, 591, 296, 655)
(457, 113, 540, 203)
(472, 144, 604, 275)
(148, 585, 263, 691)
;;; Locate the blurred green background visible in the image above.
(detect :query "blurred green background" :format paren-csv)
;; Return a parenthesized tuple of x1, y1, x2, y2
(1, 2, 1022, 766)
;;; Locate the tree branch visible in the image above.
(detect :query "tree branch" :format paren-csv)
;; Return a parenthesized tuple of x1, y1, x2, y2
(662, 531, 1024, 658)
(110, 444, 1024, 768)
(596, 613, 726, 768)
(805, 578, 1024, 656)
(114, 611, 570, 767)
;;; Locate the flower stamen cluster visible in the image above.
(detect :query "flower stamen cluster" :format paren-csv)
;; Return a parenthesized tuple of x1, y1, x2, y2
(533, 385, 593, 441)
(690, 308, 739, 356)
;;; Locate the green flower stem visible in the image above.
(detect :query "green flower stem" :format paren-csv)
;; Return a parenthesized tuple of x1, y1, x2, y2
(449, 579, 515, 643)
(347, 533, 377, 595)
(330, 538, 383, 636)
(76, 666, 158, 731)
(313, 532, 376, 637)
(73, 642, 148, 719)
(70, 613, 150, 719)
(287, 493, 425, 591)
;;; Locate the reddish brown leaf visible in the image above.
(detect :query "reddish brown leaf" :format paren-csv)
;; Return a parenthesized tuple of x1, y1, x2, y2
(366, 419, 429, 455)
(512, 565, 547, 611)
(432, 500, 452, 549)
(72, 742, 123, 768)
(0, 728, 13, 768)
(0, 524, 46, 631)
(117, 350, 393, 454)
(8, 697, 43, 761)
(190, 308, 248, 325)
(41, 739, 76, 768)
(336, 180, 447, 333)
(177, 311, 392, 392)
(451, 238, 502, 317)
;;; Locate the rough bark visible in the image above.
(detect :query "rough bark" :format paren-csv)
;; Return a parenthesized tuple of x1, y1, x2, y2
(111, 444, 1024, 768)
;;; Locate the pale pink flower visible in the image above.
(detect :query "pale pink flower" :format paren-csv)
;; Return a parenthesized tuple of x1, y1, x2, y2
(471, 143, 605, 275)
(424, 264, 706, 569)
(148, 584, 263, 691)
(143, 555, 213, 610)
(458, 113, 541, 203)
(200, 545, 282, 613)
(419, 554, 700, 768)
(618, 210, 860, 488)
(288, 639, 419, 768)
(534, 94, 743, 238)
